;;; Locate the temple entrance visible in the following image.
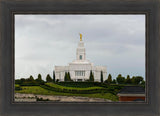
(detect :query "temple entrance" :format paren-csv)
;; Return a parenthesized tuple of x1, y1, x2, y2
(77, 79, 83, 82)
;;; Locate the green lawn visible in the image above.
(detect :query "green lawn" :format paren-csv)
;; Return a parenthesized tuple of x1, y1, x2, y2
(15, 86, 119, 101)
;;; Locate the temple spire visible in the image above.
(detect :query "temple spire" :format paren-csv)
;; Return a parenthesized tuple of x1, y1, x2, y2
(79, 33, 82, 41)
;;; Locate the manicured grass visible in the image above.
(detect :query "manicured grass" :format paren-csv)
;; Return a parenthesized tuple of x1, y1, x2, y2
(43, 83, 108, 94)
(15, 86, 119, 101)
(15, 84, 20, 87)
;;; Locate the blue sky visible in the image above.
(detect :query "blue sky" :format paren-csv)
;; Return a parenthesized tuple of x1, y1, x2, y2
(15, 15, 145, 80)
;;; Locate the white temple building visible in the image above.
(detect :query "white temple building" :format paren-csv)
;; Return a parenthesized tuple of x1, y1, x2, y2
(55, 34, 107, 82)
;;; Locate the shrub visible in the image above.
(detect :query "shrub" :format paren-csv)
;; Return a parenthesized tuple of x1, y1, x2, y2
(40, 83, 108, 94)
(36, 97, 50, 101)
(15, 84, 22, 90)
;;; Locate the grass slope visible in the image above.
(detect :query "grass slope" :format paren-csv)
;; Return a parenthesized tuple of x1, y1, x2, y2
(46, 83, 104, 90)
(15, 86, 119, 101)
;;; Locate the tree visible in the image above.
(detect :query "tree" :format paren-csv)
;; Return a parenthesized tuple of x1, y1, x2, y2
(125, 75, 131, 84)
(100, 71, 103, 83)
(132, 76, 143, 85)
(112, 79, 116, 84)
(64, 72, 67, 82)
(141, 80, 145, 85)
(131, 76, 143, 85)
(64, 72, 67, 81)
(29, 75, 34, 81)
(67, 72, 71, 81)
(20, 78, 26, 83)
(37, 74, 42, 81)
(107, 74, 112, 84)
(64, 72, 70, 82)
(89, 70, 94, 82)
(116, 74, 125, 84)
(53, 71, 55, 83)
(26, 75, 35, 83)
(24, 75, 37, 85)
(46, 74, 53, 82)
(35, 74, 44, 84)
(131, 76, 136, 84)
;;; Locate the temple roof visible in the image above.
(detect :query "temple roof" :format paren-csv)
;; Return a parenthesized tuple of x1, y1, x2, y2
(69, 59, 93, 65)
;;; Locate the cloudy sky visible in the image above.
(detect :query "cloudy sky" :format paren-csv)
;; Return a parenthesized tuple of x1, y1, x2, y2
(15, 15, 145, 80)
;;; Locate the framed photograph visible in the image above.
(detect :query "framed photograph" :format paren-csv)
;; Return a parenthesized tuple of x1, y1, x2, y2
(14, 14, 146, 103)
(0, 0, 160, 116)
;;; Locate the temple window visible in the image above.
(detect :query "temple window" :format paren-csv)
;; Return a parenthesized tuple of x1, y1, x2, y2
(75, 71, 85, 76)
(80, 55, 82, 60)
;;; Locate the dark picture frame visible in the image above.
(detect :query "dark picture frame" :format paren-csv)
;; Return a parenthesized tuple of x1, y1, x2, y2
(0, 0, 160, 116)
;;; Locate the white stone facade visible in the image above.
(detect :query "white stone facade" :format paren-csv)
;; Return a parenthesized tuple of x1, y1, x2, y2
(55, 39, 107, 82)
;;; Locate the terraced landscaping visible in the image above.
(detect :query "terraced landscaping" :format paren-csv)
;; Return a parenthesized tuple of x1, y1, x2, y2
(15, 82, 121, 101)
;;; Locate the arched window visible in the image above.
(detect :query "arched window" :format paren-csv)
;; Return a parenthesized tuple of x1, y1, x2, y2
(80, 55, 82, 60)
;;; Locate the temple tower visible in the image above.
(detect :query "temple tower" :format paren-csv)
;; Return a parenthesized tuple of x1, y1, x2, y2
(76, 34, 86, 61)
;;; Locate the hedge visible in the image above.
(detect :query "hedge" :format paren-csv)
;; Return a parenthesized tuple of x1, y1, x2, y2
(57, 82, 109, 88)
(40, 83, 108, 94)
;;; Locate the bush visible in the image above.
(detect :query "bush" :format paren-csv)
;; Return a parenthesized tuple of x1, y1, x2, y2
(36, 97, 50, 101)
(40, 82, 123, 95)
(15, 84, 22, 91)
(20, 82, 40, 86)
(15, 76, 43, 86)
(57, 82, 108, 88)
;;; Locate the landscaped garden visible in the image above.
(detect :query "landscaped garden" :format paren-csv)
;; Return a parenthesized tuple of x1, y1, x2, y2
(15, 73, 145, 102)
(15, 82, 121, 101)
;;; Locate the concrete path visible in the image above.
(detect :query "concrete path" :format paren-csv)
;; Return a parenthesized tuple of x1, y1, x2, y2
(15, 93, 112, 102)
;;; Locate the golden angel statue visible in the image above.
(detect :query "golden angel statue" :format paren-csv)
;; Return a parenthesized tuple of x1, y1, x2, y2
(79, 33, 82, 41)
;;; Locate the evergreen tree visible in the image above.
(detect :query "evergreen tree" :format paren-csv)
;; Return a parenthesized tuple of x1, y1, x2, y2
(46, 74, 53, 82)
(112, 79, 116, 84)
(116, 74, 125, 84)
(26, 75, 35, 83)
(104, 79, 108, 84)
(25, 75, 36, 84)
(125, 75, 131, 84)
(29, 75, 34, 81)
(64, 72, 67, 82)
(37, 74, 42, 80)
(107, 74, 112, 84)
(131, 76, 136, 84)
(132, 76, 143, 85)
(141, 80, 145, 86)
(36, 74, 44, 84)
(66, 72, 70, 81)
(67, 72, 71, 81)
(100, 71, 103, 83)
(64, 72, 70, 82)
(53, 71, 55, 83)
(89, 70, 94, 82)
